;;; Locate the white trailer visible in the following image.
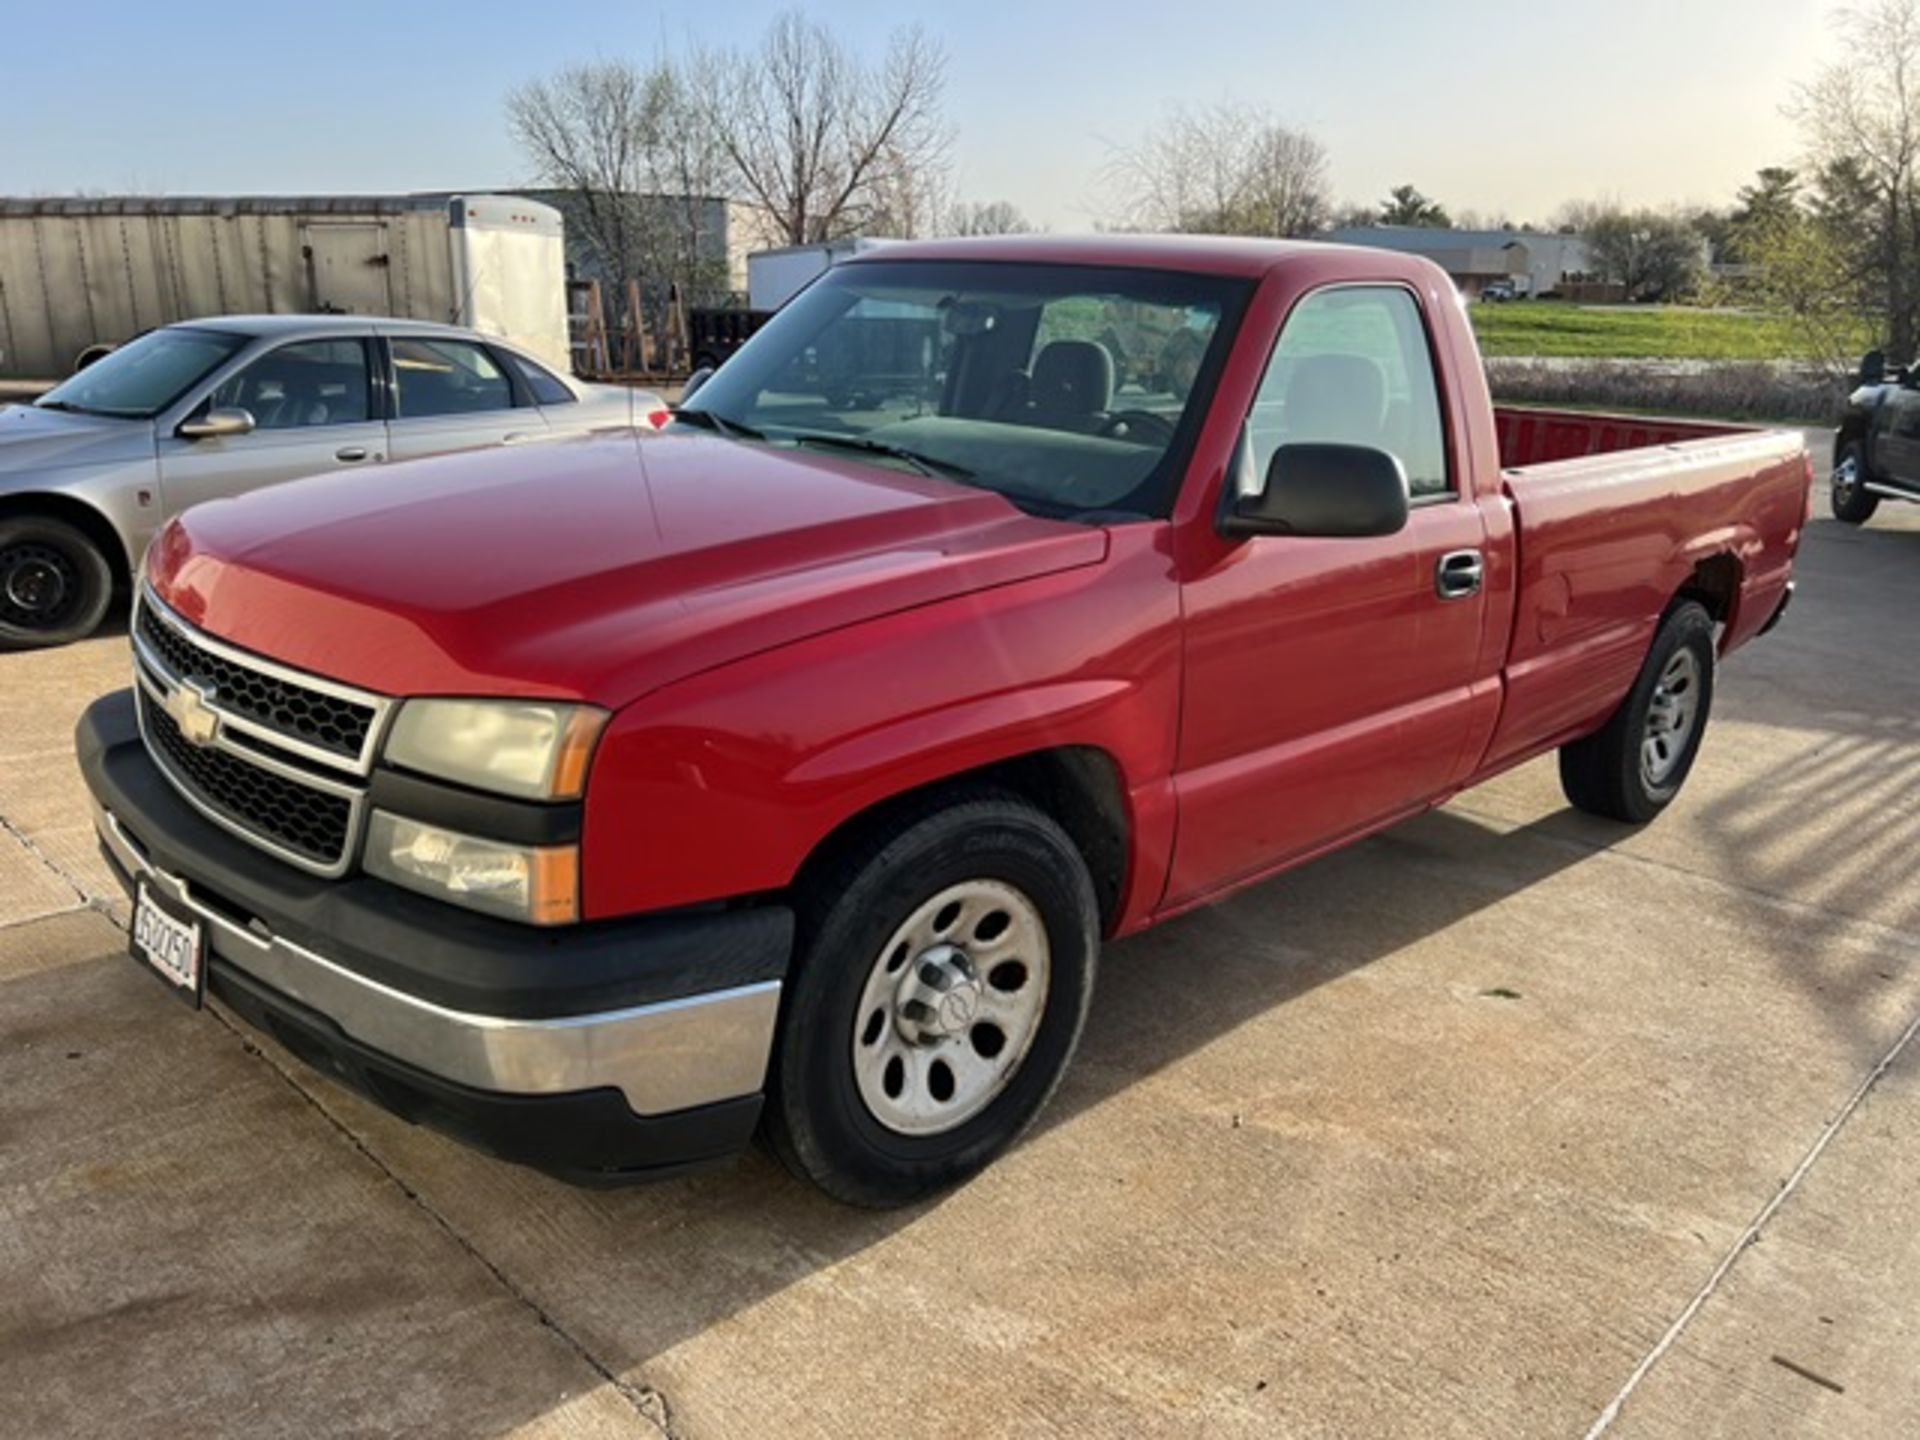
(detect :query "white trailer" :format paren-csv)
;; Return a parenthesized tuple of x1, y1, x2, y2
(0, 193, 571, 379)
(746, 237, 886, 313)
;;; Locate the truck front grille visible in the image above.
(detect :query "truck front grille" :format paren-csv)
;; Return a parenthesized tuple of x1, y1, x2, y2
(136, 601, 376, 763)
(139, 689, 354, 867)
(130, 588, 390, 877)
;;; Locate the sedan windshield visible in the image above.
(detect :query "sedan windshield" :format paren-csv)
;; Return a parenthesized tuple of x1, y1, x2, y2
(679, 260, 1250, 521)
(36, 327, 248, 419)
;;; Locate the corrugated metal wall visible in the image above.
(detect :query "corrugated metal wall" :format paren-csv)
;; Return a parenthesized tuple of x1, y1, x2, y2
(0, 198, 461, 378)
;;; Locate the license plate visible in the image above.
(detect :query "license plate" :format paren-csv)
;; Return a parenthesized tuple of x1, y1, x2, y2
(131, 882, 205, 1007)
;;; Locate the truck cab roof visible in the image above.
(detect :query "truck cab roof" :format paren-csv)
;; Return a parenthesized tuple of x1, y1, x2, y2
(838, 232, 1434, 282)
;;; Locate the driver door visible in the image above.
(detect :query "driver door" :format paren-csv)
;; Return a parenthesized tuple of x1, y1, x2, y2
(1167, 284, 1490, 905)
(157, 336, 387, 521)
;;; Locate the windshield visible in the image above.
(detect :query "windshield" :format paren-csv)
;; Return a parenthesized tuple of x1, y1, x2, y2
(680, 260, 1250, 521)
(36, 327, 248, 419)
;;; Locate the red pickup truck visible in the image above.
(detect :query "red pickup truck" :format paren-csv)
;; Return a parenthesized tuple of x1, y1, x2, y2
(78, 237, 1810, 1205)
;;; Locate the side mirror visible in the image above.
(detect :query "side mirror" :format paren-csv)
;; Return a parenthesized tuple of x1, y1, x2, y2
(678, 366, 715, 404)
(177, 407, 256, 440)
(1220, 442, 1410, 540)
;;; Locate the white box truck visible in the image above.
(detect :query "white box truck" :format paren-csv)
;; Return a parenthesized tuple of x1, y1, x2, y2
(0, 193, 571, 379)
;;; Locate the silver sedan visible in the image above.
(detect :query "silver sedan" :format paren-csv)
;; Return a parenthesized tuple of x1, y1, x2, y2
(0, 314, 665, 646)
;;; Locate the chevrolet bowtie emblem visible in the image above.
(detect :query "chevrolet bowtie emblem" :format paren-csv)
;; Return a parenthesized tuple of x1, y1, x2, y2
(164, 682, 222, 747)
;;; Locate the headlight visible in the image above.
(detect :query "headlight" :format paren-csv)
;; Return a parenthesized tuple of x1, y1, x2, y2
(364, 811, 578, 924)
(383, 699, 607, 799)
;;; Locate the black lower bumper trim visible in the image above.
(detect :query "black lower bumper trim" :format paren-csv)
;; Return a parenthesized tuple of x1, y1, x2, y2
(212, 961, 762, 1184)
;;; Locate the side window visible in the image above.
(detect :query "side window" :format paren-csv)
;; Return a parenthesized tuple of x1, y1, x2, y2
(1247, 287, 1450, 499)
(209, 339, 372, 431)
(503, 352, 576, 406)
(391, 338, 516, 418)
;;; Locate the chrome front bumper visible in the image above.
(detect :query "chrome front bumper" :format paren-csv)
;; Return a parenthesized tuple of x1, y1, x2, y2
(94, 799, 781, 1117)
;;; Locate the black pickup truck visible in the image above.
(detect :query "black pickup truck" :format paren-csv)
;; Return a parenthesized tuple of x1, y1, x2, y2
(1834, 350, 1920, 524)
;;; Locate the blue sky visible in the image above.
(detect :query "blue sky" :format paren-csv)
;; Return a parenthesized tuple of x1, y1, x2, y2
(0, 0, 1834, 227)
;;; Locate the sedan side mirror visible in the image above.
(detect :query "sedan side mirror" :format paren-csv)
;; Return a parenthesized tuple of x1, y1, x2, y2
(177, 407, 256, 440)
(678, 366, 715, 404)
(1220, 441, 1410, 539)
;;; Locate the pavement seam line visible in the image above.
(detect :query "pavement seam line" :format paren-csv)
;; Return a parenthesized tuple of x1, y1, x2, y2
(1582, 1001, 1920, 1438)
(208, 1004, 683, 1440)
(0, 903, 89, 934)
(0, 811, 98, 910)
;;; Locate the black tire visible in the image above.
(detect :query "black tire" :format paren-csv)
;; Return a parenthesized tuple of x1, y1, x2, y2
(1559, 601, 1716, 824)
(0, 515, 116, 649)
(764, 792, 1100, 1207)
(1831, 440, 1880, 525)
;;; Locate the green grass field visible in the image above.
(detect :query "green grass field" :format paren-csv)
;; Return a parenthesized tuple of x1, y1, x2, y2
(1468, 303, 1857, 361)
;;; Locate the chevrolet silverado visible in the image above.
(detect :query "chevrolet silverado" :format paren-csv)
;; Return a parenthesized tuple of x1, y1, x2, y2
(77, 236, 1810, 1206)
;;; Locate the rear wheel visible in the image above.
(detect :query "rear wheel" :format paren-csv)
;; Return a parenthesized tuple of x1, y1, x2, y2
(0, 515, 115, 649)
(1831, 441, 1880, 525)
(764, 793, 1099, 1207)
(1559, 601, 1716, 824)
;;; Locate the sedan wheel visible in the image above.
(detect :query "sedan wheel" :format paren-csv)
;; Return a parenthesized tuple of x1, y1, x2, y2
(0, 517, 115, 649)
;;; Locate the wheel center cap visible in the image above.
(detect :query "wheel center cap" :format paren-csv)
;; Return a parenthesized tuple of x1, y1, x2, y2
(895, 944, 981, 1044)
(5, 559, 60, 612)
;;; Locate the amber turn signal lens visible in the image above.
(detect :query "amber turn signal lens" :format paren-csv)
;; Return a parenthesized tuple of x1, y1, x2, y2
(527, 844, 581, 926)
(550, 709, 608, 801)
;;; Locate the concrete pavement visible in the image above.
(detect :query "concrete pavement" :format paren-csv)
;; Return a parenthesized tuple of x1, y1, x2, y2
(4, 434, 1918, 1437)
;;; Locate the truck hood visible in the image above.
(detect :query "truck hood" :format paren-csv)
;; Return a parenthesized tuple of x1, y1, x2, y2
(0, 403, 153, 476)
(147, 430, 1108, 707)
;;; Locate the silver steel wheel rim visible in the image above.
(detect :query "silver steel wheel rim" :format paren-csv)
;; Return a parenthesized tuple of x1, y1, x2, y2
(1642, 648, 1701, 788)
(1834, 452, 1860, 503)
(850, 878, 1052, 1137)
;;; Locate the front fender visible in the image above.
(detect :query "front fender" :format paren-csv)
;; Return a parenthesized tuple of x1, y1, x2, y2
(579, 525, 1183, 920)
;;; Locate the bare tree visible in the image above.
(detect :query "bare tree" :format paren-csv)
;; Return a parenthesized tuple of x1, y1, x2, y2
(1584, 209, 1708, 301)
(643, 63, 733, 299)
(1793, 0, 1920, 354)
(1108, 102, 1330, 238)
(698, 13, 950, 245)
(508, 59, 734, 302)
(944, 199, 1036, 236)
(508, 61, 666, 289)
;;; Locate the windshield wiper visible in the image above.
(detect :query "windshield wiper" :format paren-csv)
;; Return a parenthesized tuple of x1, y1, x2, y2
(671, 407, 765, 441)
(34, 399, 90, 414)
(784, 430, 975, 482)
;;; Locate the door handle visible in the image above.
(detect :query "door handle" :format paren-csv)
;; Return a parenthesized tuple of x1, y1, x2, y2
(335, 446, 372, 462)
(1436, 549, 1484, 599)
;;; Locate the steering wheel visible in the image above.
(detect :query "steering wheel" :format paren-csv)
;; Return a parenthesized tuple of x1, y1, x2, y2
(1097, 409, 1177, 444)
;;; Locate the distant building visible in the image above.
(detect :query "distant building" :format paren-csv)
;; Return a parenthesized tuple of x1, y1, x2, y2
(1321, 226, 1594, 299)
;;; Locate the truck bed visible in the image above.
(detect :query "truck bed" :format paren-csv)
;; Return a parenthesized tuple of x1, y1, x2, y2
(1493, 405, 1743, 468)
(1475, 406, 1810, 779)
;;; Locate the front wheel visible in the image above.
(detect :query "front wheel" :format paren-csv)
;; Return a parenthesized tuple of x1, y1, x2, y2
(764, 793, 1099, 1207)
(1559, 601, 1716, 824)
(0, 515, 116, 649)
(1831, 441, 1880, 525)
